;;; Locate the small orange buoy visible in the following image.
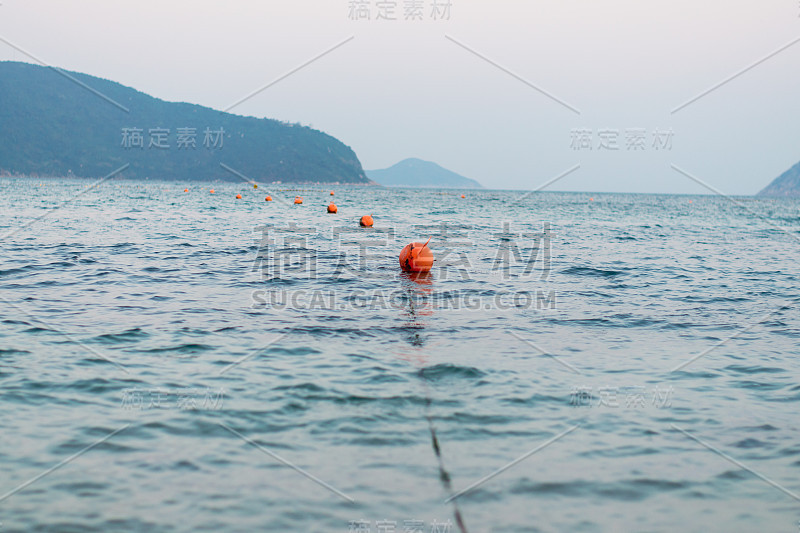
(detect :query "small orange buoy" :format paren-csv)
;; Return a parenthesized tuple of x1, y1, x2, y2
(589, 197, 594, 202)
(399, 239, 433, 273)
(236, 194, 242, 199)
(327, 202, 337, 213)
(461, 194, 466, 199)
(210, 189, 215, 194)
(359, 215, 374, 227)
(330, 191, 335, 196)
(294, 196, 303, 204)
(265, 196, 272, 202)
(184, 188, 188, 192)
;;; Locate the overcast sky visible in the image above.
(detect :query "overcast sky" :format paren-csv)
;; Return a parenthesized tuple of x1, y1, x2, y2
(1, 0, 798, 193)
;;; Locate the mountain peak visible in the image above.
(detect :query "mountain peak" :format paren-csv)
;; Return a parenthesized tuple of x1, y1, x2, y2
(758, 160, 800, 197)
(367, 158, 482, 189)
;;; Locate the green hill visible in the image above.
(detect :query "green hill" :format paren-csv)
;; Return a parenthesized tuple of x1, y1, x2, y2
(758, 160, 800, 197)
(367, 158, 483, 189)
(0, 61, 369, 183)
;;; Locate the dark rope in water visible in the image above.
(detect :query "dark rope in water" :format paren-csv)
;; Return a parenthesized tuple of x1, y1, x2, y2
(403, 282, 469, 533)
(419, 375, 469, 533)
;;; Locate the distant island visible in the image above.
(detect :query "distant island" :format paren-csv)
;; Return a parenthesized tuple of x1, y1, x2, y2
(759, 160, 800, 197)
(367, 158, 483, 189)
(0, 61, 369, 184)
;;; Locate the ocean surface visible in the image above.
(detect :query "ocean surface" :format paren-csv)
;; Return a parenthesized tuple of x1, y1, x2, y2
(0, 177, 799, 533)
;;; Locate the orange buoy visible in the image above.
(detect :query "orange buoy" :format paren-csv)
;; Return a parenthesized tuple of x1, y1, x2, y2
(330, 191, 335, 196)
(461, 194, 466, 198)
(359, 215, 374, 227)
(294, 196, 303, 204)
(210, 189, 215, 194)
(589, 197, 593, 202)
(327, 202, 337, 213)
(184, 188, 188, 192)
(265, 195, 272, 202)
(236, 194, 242, 199)
(399, 239, 433, 273)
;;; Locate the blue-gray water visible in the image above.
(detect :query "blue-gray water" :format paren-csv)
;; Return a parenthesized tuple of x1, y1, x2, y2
(1, 178, 799, 532)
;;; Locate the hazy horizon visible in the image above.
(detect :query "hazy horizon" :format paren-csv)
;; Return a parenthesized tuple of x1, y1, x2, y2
(1, 0, 798, 194)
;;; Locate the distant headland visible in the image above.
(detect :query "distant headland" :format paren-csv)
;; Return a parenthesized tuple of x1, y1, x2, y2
(367, 158, 483, 189)
(758, 160, 800, 197)
(0, 61, 370, 184)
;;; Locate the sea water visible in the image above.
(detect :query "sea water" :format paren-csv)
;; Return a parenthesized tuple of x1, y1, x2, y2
(0, 178, 798, 532)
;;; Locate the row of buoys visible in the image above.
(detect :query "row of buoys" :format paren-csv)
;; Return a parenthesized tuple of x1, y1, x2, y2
(182, 187, 350, 193)
(185, 190, 342, 209)
(181, 186, 432, 273)
(187, 188, 466, 205)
